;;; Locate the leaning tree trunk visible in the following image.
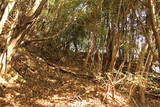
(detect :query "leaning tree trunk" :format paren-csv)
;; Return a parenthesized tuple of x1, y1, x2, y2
(149, 0, 160, 63)
(0, 1, 16, 74)
(0, 0, 47, 74)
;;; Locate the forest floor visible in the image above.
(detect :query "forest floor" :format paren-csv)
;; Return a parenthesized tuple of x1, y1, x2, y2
(0, 43, 159, 107)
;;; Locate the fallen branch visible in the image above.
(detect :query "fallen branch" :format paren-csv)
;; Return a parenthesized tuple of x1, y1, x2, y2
(45, 60, 94, 80)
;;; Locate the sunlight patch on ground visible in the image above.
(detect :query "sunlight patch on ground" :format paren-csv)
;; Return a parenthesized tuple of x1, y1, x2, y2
(35, 99, 54, 106)
(0, 76, 8, 85)
(49, 94, 106, 107)
(46, 78, 58, 83)
(0, 75, 21, 87)
(69, 98, 106, 107)
(104, 92, 130, 107)
(3, 93, 20, 106)
(0, 70, 25, 87)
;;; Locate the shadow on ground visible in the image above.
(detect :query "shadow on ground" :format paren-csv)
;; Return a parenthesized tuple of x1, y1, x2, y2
(0, 44, 130, 107)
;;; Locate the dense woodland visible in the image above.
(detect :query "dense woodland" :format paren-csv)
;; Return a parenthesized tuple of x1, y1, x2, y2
(0, 0, 160, 107)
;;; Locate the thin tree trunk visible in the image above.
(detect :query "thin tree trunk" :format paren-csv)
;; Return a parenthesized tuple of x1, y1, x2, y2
(108, 33, 120, 72)
(149, 0, 160, 63)
(139, 50, 153, 105)
(85, 31, 96, 66)
(0, 1, 16, 34)
(128, 44, 148, 103)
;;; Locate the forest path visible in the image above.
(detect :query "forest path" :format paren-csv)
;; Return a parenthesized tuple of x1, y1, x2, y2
(0, 45, 129, 107)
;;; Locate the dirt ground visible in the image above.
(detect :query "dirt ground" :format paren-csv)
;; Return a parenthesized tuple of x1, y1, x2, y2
(0, 44, 158, 107)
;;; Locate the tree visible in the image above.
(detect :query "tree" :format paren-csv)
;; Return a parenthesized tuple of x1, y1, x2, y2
(0, 0, 47, 75)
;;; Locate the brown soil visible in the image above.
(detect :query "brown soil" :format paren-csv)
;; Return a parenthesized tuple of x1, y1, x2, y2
(0, 44, 148, 107)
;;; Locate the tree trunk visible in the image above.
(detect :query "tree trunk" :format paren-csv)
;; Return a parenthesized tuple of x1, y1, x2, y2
(85, 31, 97, 66)
(0, 1, 16, 34)
(108, 33, 120, 72)
(0, 0, 47, 74)
(149, 0, 160, 63)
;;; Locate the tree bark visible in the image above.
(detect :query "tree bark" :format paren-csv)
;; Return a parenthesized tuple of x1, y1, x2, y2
(149, 0, 160, 63)
(0, 1, 16, 34)
(0, 0, 47, 74)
